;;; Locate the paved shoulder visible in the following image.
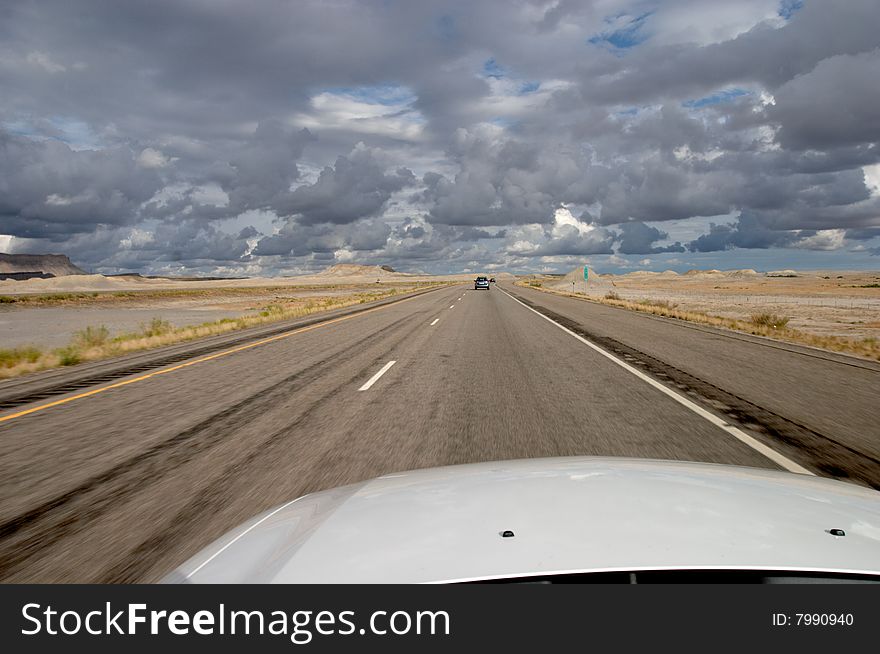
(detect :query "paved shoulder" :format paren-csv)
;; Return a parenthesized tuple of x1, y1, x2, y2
(504, 283, 880, 487)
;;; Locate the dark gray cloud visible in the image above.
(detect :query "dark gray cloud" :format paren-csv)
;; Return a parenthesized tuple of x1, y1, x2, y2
(769, 49, 880, 150)
(525, 229, 616, 256)
(456, 226, 505, 241)
(274, 147, 415, 224)
(420, 126, 589, 227)
(575, 0, 880, 106)
(223, 121, 314, 215)
(1, 0, 879, 274)
(617, 221, 685, 254)
(687, 214, 797, 252)
(44, 220, 257, 275)
(504, 222, 617, 257)
(0, 129, 162, 238)
(846, 227, 880, 241)
(252, 217, 392, 257)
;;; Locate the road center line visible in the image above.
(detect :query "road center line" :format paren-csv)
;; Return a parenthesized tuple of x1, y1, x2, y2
(358, 360, 396, 391)
(449, 305, 455, 309)
(498, 287, 812, 476)
(430, 318, 439, 326)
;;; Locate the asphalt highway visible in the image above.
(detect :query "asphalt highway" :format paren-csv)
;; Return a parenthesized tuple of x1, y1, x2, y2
(0, 281, 878, 582)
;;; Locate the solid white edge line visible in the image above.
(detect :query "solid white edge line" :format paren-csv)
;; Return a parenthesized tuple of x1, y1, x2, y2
(358, 360, 397, 391)
(430, 318, 439, 326)
(186, 495, 306, 578)
(498, 287, 812, 475)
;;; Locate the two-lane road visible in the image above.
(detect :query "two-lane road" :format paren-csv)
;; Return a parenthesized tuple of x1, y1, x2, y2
(0, 281, 877, 582)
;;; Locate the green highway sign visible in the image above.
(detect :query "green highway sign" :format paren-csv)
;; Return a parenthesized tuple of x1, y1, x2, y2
(583, 266, 589, 280)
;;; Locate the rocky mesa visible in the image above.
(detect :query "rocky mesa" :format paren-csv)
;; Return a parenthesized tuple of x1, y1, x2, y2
(0, 253, 88, 278)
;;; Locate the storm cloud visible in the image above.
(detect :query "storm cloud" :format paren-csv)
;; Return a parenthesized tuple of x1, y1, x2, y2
(617, 222, 685, 255)
(1, 0, 879, 274)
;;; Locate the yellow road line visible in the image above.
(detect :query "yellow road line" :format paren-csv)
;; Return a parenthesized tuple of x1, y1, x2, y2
(0, 290, 438, 425)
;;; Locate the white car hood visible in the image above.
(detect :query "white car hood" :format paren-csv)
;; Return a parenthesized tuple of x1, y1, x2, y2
(166, 457, 880, 583)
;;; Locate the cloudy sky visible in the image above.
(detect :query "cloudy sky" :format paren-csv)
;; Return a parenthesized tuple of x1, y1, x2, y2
(1, 0, 879, 275)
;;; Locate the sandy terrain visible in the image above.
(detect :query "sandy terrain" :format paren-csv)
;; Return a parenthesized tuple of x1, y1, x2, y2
(0, 283, 402, 349)
(0, 286, 417, 349)
(0, 265, 509, 350)
(0, 305, 250, 349)
(0, 264, 497, 296)
(545, 269, 880, 340)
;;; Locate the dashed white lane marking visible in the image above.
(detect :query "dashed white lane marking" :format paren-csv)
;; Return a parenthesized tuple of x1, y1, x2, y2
(358, 360, 397, 391)
(449, 305, 455, 309)
(430, 318, 439, 326)
(498, 287, 812, 476)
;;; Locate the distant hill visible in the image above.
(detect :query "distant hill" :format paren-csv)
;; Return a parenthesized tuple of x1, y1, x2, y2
(317, 263, 405, 277)
(0, 253, 87, 277)
(545, 265, 614, 296)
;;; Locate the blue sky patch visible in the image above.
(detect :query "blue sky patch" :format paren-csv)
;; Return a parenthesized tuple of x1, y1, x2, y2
(778, 0, 804, 20)
(3, 117, 101, 150)
(482, 59, 539, 95)
(588, 11, 652, 50)
(2, 120, 37, 138)
(518, 81, 540, 95)
(482, 58, 506, 79)
(489, 117, 515, 128)
(323, 85, 416, 107)
(683, 88, 749, 109)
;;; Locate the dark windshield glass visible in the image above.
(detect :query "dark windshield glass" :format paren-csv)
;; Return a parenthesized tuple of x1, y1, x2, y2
(468, 570, 880, 584)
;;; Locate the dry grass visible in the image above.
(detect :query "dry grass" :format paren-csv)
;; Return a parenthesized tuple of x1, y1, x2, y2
(516, 281, 880, 361)
(749, 313, 790, 329)
(638, 298, 676, 310)
(0, 346, 42, 369)
(0, 284, 443, 380)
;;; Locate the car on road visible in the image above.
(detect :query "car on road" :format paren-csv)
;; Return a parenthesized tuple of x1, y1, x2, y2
(475, 276, 490, 290)
(164, 457, 880, 583)
(490, 277, 496, 283)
